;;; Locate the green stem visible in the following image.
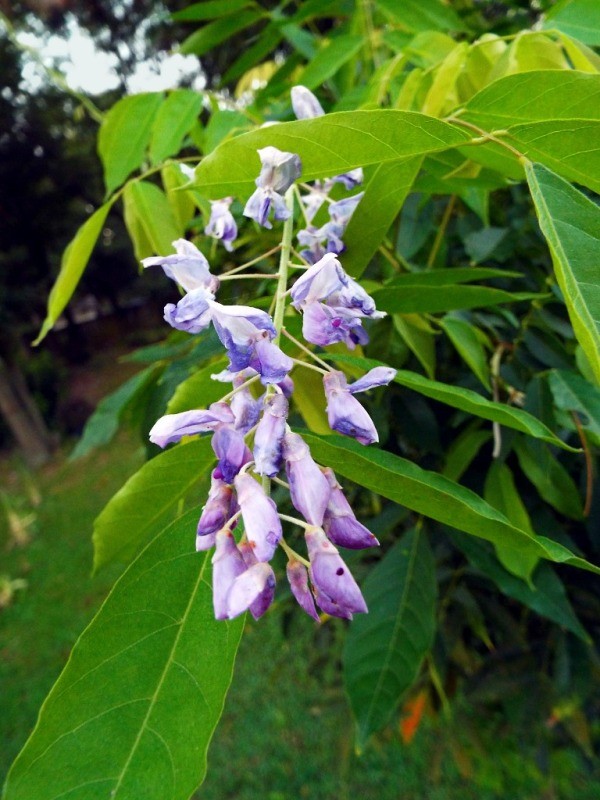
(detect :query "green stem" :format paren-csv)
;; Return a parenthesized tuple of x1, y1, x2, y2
(273, 186, 295, 346)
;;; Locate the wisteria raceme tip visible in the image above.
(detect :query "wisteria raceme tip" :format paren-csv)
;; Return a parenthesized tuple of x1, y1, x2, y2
(322, 468, 379, 550)
(306, 527, 368, 619)
(205, 198, 237, 251)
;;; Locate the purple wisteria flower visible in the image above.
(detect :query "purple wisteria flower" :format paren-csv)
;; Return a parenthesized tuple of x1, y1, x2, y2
(211, 425, 252, 483)
(286, 559, 319, 621)
(205, 198, 237, 251)
(297, 192, 364, 264)
(243, 146, 302, 229)
(164, 286, 214, 335)
(323, 370, 378, 445)
(282, 431, 331, 526)
(305, 527, 368, 619)
(322, 468, 379, 549)
(149, 402, 235, 448)
(234, 473, 282, 562)
(253, 391, 288, 476)
(226, 562, 276, 619)
(212, 529, 247, 620)
(196, 471, 238, 552)
(142, 238, 219, 295)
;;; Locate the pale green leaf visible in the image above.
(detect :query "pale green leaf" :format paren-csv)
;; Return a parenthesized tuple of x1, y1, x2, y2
(375, 0, 465, 32)
(526, 162, 600, 384)
(123, 181, 182, 260)
(344, 529, 436, 750)
(172, 0, 255, 21)
(161, 163, 196, 232)
(34, 199, 116, 345)
(545, 0, 600, 46)
(3, 509, 244, 800)
(93, 438, 215, 570)
(300, 431, 600, 575)
(149, 90, 203, 164)
(192, 110, 471, 198)
(296, 34, 363, 90)
(98, 93, 163, 195)
(166, 358, 229, 414)
(422, 42, 468, 116)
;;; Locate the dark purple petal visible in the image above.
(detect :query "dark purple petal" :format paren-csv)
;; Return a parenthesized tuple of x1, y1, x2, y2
(234, 473, 282, 562)
(211, 529, 247, 620)
(163, 287, 213, 334)
(301, 301, 369, 350)
(253, 392, 288, 476)
(322, 468, 379, 549)
(282, 432, 331, 526)
(226, 562, 276, 619)
(323, 371, 378, 445)
(347, 366, 397, 394)
(211, 425, 252, 484)
(286, 559, 320, 621)
(291, 85, 325, 120)
(305, 527, 367, 616)
(149, 403, 235, 448)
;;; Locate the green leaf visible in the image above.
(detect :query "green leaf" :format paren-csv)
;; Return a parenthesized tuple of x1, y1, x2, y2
(123, 181, 182, 260)
(388, 267, 522, 286)
(484, 461, 539, 582)
(3, 509, 244, 800)
(375, 0, 466, 32)
(172, 0, 255, 22)
(300, 431, 600, 575)
(221, 24, 282, 85)
(525, 162, 600, 384)
(443, 427, 492, 482)
(422, 42, 468, 117)
(544, 0, 600, 46)
(327, 353, 577, 451)
(291, 368, 330, 435)
(342, 157, 423, 279)
(344, 529, 436, 750)
(296, 34, 363, 90)
(161, 163, 196, 232)
(548, 369, 600, 438)
(462, 72, 600, 193)
(149, 90, 203, 164)
(440, 315, 491, 390)
(393, 315, 436, 379)
(93, 438, 215, 570)
(451, 531, 590, 642)
(179, 10, 264, 56)
(371, 284, 538, 314)
(34, 199, 116, 345)
(98, 93, 163, 196)
(70, 365, 162, 460)
(515, 438, 584, 520)
(203, 109, 252, 154)
(166, 358, 229, 414)
(192, 110, 471, 198)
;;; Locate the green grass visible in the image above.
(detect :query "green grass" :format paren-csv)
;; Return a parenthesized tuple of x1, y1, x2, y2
(1, 432, 598, 799)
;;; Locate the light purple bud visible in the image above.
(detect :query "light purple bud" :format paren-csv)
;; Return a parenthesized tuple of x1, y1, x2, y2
(205, 198, 237, 252)
(321, 468, 379, 549)
(142, 238, 219, 294)
(282, 432, 331, 526)
(347, 366, 397, 394)
(149, 402, 235, 447)
(234, 473, 282, 562)
(250, 336, 293, 385)
(286, 559, 320, 621)
(226, 562, 276, 619)
(253, 392, 289, 476)
(243, 187, 275, 229)
(196, 472, 238, 550)
(302, 301, 369, 350)
(256, 146, 302, 194)
(212, 529, 247, 620)
(277, 375, 295, 398)
(305, 527, 367, 618)
(331, 168, 364, 190)
(230, 383, 263, 434)
(323, 371, 378, 445)
(211, 425, 252, 484)
(210, 301, 278, 375)
(163, 286, 214, 334)
(291, 85, 325, 120)
(328, 193, 364, 227)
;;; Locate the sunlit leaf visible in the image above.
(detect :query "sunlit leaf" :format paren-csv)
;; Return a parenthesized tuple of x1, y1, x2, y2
(296, 34, 363, 90)
(544, 0, 600, 46)
(149, 90, 204, 164)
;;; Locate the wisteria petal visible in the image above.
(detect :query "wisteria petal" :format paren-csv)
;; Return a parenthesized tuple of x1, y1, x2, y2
(324, 371, 378, 445)
(163, 286, 214, 334)
(142, 239, 219, 294)
(291, 85, 325, 119)
(253, 392, 288, 476)
(226, 562, 276, 619)
(250, 337, 293, 385)
(331, 167, 363, 190)
(286, 559, 320, 621)
(347, 366, 397, 394)
(149, 403, 235, 447)
(282, 432, 331, 526)
(205, 198, 237, 252)
(290, 253, 345, 309)
(322, 468, 379, 549)
(212, 529, 247, 620)
(211, 425, 252, 484)
(243, 187, 273, 228)
(305, 527, 368, 616)
(234, 473, 282, 561)
(302, 301, 369, 350)
(256, 146, 302, 194)
(196, 472, 238, 550)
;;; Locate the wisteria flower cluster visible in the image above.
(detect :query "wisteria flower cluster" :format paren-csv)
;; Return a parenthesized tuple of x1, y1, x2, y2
(143, 87, 395, 622)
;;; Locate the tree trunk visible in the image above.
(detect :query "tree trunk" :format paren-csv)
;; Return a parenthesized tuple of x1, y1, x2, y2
(0, 356, 53, 467)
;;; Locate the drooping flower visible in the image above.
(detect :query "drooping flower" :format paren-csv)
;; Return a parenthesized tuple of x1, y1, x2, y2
(234, 473, 282, 562)
(230, 376, 263, 435)
(297, 193, 364, 264)
(286, 559, 319, 621)
(212, 529, 247, 620)
(211, 425, 252, 484)
(226, 560, 276, 619)
(321, 468, 379, 549)
(163, 285, 214, 335)
(305, 527, 368, 618)
(301, 300, 370, 350)
(196, 472, 238, 551)
(282, 432, 331, 526)
(149, 402, 235, 448)
(347, 366, 397, 393)
(142, 238, 219, 295)
(244, 147, 302, 229)
(205, 198, 237, 251)
(253, 391, 289, 477)
(323, 370, 379, 445)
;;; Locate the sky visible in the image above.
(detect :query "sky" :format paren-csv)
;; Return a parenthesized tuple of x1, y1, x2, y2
(17, 15, 206, 95)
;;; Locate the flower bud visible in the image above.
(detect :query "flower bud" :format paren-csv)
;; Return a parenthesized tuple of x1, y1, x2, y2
(211, 425, 252, 484)
(286, 559, 319, 621)
(226, 562, 276, 619)
(196, 472, 238, 551)
(253, 392, 289, 476)
(234, 473, 282, 562)
(282, 432, 331, 526)
(321, 468, 379, 549)
(323, 370, 378, 445)
(305, 527, 367, 618)
(212, 529, 247, 620)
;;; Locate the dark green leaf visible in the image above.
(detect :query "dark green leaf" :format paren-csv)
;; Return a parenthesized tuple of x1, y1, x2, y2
(221, 24, 282, 85)
(372, 284, 539, 314)
(98, 93, 163, 195)
(440, 315, 491, 390)
(344, 529, 436, 750)
(300, 431, 600, 575)
(3, 509, 244, 800)
(548, 369, 600, 438)
(93, 438, 215, 570)
(443, 427, 492, 482)
(149, 90, 204, 164)
(387, 267, 522, 286)
(179, 10, 265, 57)
(515, 438, 584, 520)
(172, 0, 255, 22)
(296, 34, 364, 90)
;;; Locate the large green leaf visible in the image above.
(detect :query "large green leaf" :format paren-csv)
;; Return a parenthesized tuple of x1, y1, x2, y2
(172, 0, 255, 22)
(70, 365, 163, 460)
(123, 181, 182, 260)
(344, 529, 436, 750)
(166, 358, 229, 414)
(3, 509, 244, 800)
(515, 438, 584, 520)
(548, 369, 600, 438)
(451, 531, 590, 642)
(192, 110, 471, 197)
(179, 9, 264, 56)
(98, 93, 163, 196)
(34, 199, 116, 345)
(526, 162, 600, 384)
(149, 90, 204, 164)
(326, 354, 574, 450)
(375, 0, 465, 32)
(296, 34, 363, 90)
(300, 431, 600, 575)
(93, 438, 215, 570)
(462, 72, 600, 193)
(342, 157, 423, 278)
(371, 284, 539, 314)
(440, 315, 491, 390)
(544, 0, 600, 46)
